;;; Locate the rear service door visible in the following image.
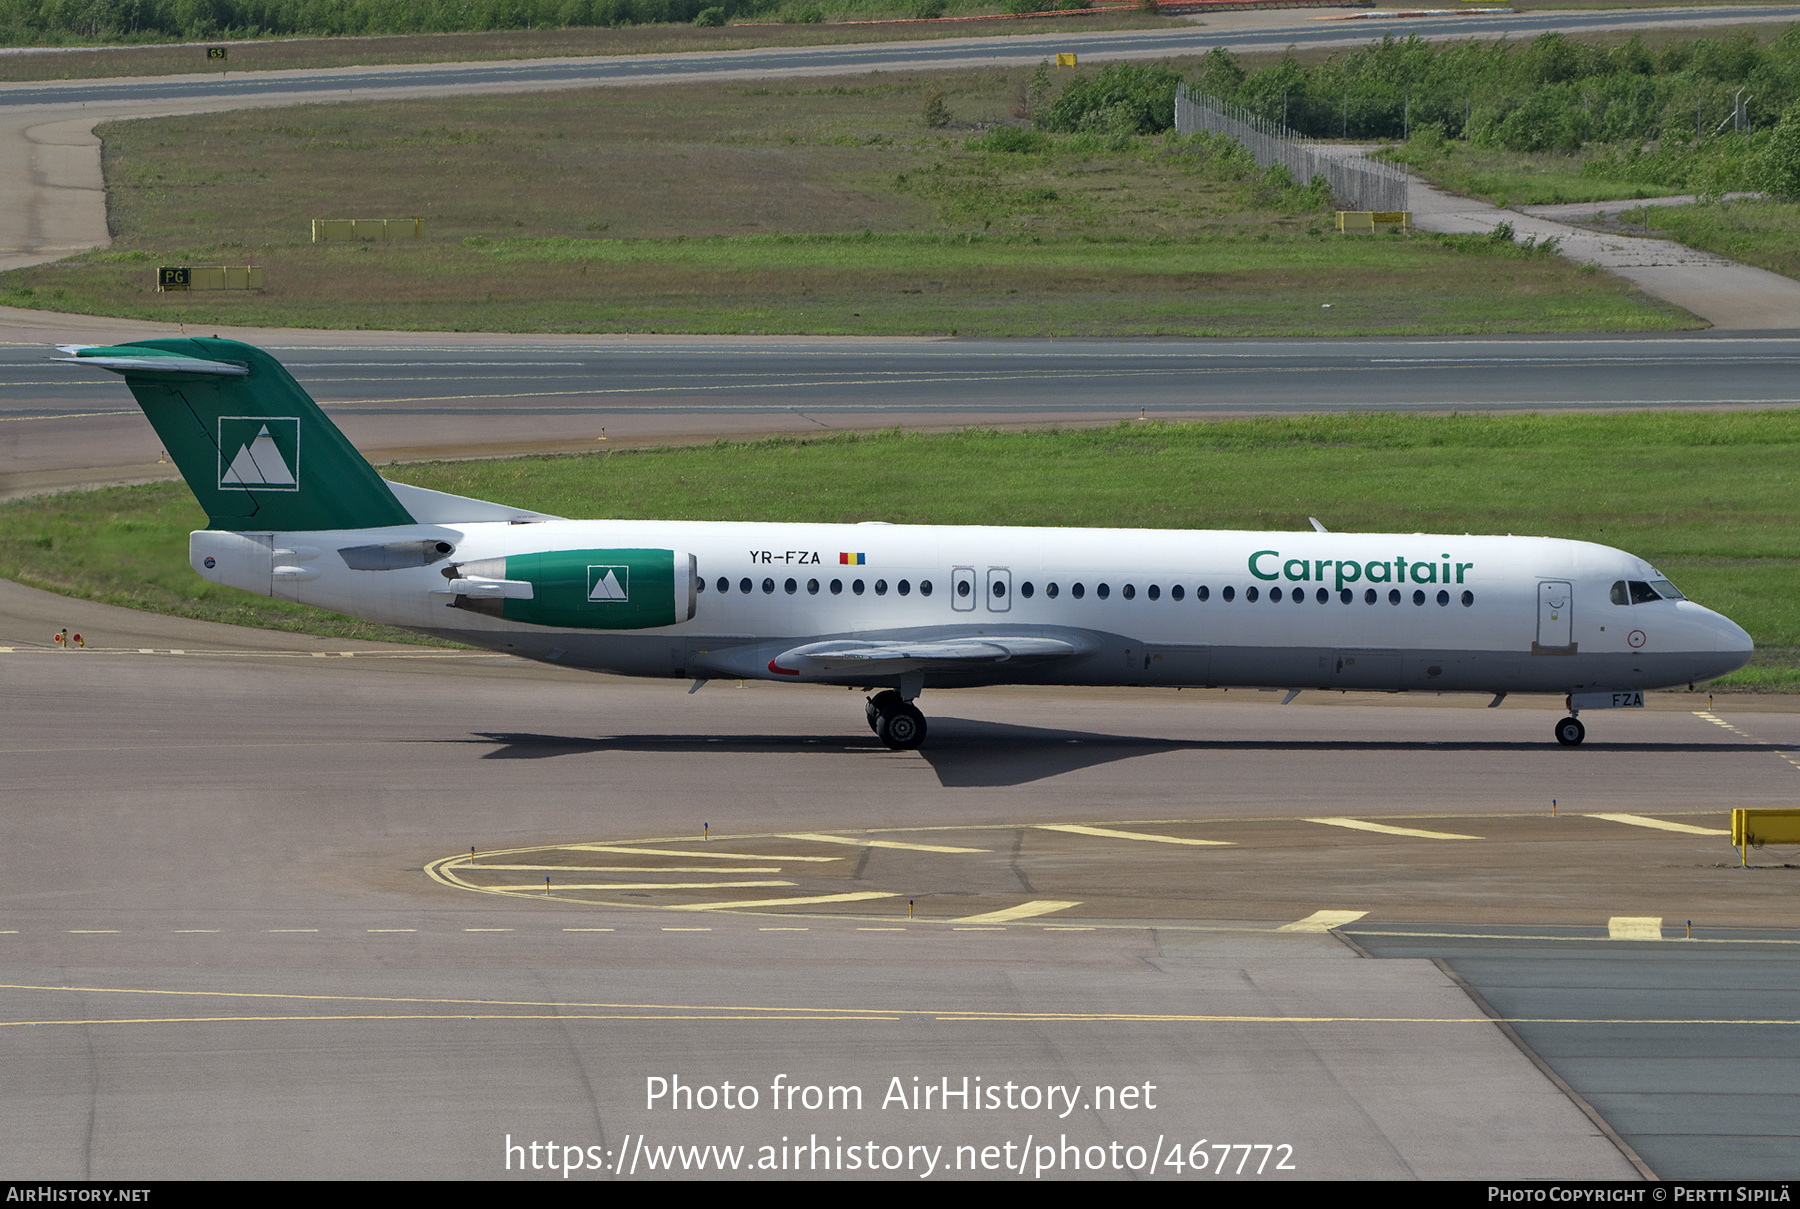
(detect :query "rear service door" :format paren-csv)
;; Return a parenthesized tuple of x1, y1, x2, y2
(1538, 580, 1573, 649)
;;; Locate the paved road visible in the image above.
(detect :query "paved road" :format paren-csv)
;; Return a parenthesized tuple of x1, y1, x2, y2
(1356, 925, 1800, 1180)
(5, 7, 1797, 110)
(7, 331, 1800, 495)
(0, 580, 1792, 1178)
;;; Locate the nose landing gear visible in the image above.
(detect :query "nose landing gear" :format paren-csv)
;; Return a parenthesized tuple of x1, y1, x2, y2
(866, 689, 927, 750)
(1554, 716, 1586, 746)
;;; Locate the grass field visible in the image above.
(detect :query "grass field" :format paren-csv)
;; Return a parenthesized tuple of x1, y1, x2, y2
(1379, 142, 1681, 207)
(1627, 196, 1800, 280)
(4, 413, 1797, 688)
(0, 68, 1693, 336)
(0, 10, 1177, 81)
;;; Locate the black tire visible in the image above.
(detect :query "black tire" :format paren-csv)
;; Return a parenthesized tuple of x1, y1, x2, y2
(866, 690, 902, 733)
(877, 703, 927, 750)
(1555, 716, 1586, 746)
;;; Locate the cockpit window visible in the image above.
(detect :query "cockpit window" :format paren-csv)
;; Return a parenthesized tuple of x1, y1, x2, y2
(1628, 580, 1662, 605)
(1611, 580, 1629, 606)
(1650, 578, 1685, 601)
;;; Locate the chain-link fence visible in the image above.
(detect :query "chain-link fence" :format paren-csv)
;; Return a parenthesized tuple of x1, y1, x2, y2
(1175, 85, 1409, 213)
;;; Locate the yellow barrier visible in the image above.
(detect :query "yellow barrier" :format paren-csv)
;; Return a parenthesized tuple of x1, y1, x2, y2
(1732, 808, 1800, 847)
(156, 266, 263, 292)
(1336, 211, 1412, 232)
(1056, 53, 1077, 67)
(312, 218, 423, 242)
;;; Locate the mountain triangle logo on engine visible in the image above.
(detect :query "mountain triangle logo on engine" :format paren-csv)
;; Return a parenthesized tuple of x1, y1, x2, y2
(587, 565, 629, 602)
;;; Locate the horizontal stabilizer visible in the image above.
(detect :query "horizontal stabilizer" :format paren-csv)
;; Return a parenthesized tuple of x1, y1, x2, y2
(774, 635, 1077, 677)
(55, 346, 248, 375)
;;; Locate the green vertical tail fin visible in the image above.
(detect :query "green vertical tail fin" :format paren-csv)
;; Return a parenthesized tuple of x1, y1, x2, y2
(58, 337, 414, 532)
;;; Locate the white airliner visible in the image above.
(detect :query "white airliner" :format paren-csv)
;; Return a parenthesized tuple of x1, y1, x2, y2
(60, 338, 1754, 749)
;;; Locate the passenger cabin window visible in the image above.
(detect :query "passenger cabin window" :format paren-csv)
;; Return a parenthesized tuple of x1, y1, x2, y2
(1245, 586, 1258, 602)
(1389, 589, 1401, 605)
(1047, 583, 1060, 599)
(784, 578, 797, 595)
(1146, 584, 1159, 601)
(764, 578, 776, 595)
(1072, 583, 1085, 599)
(1271, 587, 1283, 602)
(1317, 588, 1329, 604)
(875, 580, 888, 596)
(740, 578, 753, 594)
(853, 579, 865, 595)
(1196, 585, 1208, 602)
(1097, 583, 1110, 600)
(1021, 582, 1034, 599)
(1462, 590, 1474, 607)
(1122, 584, 1135, 600)
(1437, 589, 1449, 606)
(1172, 585, 1184, 601)
(718, 577, 730, 594)
(697, 577, 706, 593)
(830, 579, 843, 595)
(957, 580, 972, 599)
(1412, 589, 1426, 605)
(898, 580, 911, 596)
(807, 579, 820, 595)
(1220, 586, 1232, 602)
(1365, 588, 1377, 604)
(920, 581, 933, 597)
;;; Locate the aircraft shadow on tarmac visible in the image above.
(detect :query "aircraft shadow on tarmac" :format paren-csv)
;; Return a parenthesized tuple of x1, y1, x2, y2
(451, 722, 1770, 788)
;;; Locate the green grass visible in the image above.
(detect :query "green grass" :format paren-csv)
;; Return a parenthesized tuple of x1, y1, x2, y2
(1628, 197, 1800, 282)
(0, 68, 1695, 336)
(7, 411, 1800, 686)
(1378, 141, 1683, 207)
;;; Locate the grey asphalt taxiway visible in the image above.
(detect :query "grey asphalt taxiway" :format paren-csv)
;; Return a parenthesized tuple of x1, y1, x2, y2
(4, 578, 1797, 1179)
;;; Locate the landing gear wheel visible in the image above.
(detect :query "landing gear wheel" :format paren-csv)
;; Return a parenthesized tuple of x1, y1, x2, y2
(876, 702, 927, 751)
(866, 690, 902, 734)
(1555, 716, 1586, 746)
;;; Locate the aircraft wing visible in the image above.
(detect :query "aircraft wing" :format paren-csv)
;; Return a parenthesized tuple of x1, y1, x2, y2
(771, 635, 1078, 677)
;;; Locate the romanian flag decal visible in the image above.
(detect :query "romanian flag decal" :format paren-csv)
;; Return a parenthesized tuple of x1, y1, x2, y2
(839, 552, 865, 565)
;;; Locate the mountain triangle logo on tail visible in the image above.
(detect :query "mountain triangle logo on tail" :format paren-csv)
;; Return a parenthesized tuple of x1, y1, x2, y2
(218, 416, 300, 491)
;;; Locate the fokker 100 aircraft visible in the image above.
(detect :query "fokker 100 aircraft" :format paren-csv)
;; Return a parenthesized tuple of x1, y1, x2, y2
(60, 338, 1754, 750)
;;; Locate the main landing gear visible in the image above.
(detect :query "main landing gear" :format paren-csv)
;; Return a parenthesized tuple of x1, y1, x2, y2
(1554, 716, 1586, 746)
(866, 689, 928, 751)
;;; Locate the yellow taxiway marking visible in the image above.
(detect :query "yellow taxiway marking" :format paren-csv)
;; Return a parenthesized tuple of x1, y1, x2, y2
(1277, 910, 1369, 933)
(67, 930, 119, 934)
(1348, 928, 1800, 946)
(783, 832, 987, 854)
(172, 930, 220, 934)
(1694, 711, 1755, 738)
(857, 927, 906, 932)
(564, 845, 841, 863)
(955, 900, 1081, 925)
(499, 880, 795, 892)
(463, 928, 513, 932)
(1609, 916, 1664, 941)
(663, 891, 899, 913)
(366, 929, 416, 933)
(461, 864, 784, 874)
(266, 929, 317, 933)
(662, 927, 712, 932)
(1587, 813, 1731, 836)
(562, 928, 614, 932)
(1035, 823, 1232, 847)
(759, 927, 809, 931)
(11, 979, 1800, 1028)
(1308, 817, 1483, 840)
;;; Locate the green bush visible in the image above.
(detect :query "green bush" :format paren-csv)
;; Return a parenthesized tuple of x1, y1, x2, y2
(1760, 101, 1800, 198)
(692, 6, 725, 24)
(967, 126, 1051, 154)
(1038, 62, 1184, 135)
(922, 85, 950, 128)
